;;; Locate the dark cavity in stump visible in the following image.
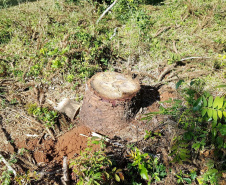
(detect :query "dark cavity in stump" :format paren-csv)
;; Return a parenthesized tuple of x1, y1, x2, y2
(80, 72, 141, 139)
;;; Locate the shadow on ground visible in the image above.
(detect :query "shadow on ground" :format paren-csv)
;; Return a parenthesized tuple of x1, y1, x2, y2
(145, 0, 165, 5)
(130, 85, 160, 117)
(0, 0, 37, 8)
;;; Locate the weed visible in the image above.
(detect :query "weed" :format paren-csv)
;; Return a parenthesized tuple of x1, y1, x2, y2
(197, 160, 222, 185)
(144, 130, 161, 140)
(15, 171, 39, 185)
(175, 170, 197, 184)
(0, 154, 17, 185)
(26, 103, 58, 129)
(127, 147, 167, 184)
(0, 170, 13, 185)
(70, 138, 124, 184)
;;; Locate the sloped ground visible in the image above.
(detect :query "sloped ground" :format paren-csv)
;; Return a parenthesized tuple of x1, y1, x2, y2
(0, 0, 226, 184)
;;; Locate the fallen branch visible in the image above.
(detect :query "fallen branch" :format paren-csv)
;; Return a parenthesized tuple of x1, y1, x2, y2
(158, 56, 211, 81)
(61, 156, 70, 185)
(158, 64, 176, 82)
(96, 0, 118, 24)
(0, 154, 17, 177)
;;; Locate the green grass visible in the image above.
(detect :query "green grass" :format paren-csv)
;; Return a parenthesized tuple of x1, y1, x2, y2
(0, 0, 225, 86)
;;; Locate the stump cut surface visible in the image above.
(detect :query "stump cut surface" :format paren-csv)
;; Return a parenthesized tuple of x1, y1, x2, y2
(90, 72, 140, 100)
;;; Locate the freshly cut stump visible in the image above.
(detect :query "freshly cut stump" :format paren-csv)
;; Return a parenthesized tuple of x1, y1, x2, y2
(80, 72, 140, 139)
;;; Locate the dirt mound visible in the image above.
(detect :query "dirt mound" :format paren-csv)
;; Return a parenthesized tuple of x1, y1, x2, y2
(55, 126, 91, 162)
(15, 126, 92, 164)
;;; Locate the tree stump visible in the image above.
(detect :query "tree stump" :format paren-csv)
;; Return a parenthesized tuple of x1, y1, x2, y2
(80, 72, 140, 139)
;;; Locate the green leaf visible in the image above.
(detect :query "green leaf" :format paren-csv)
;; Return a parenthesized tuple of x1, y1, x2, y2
(213, 110, 218, 121)
(208, 96, 213, 107)
(176, 80, 184, 89)
(212, 121, 217, 128)
(184, 178, 192, 184)
(223, 111, 226, 118)
(212, 128, 217, 137)
(218, 111, 223, 119)
(91, 140, 100, 145)
(192, 143, 201, 151)
(112, 167, 116, 172)
(190, 171, 197, 180)
(93, 172, 102, 180)
(104, 172, 109, 179)
(115, 173, 120, 182)
(116, 169, 122, 173)
(190, 80, 196, 86)
(215, 84, 226, 88)
(97, 157, 105, 161)
(140, 165, 149, 180)
(93, 180, 100, 185)
(218, 97, 224, 109)
(207, 109, 213, 118)
(193, 97, 202, 111)
(216, 136, 223, 147)
(201, 108, 208, 117)
(213, 96, 220, 108)
(202, 96, 207, 107)
(154, 173, 161, 181)
(213, 96, 224, 109)
(219, 125, 226, 136)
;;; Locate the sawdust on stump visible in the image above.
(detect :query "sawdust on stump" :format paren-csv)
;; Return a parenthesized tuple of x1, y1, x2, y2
(80, 72, 140, 139)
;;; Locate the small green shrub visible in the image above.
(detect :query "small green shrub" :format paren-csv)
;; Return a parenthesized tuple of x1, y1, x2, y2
(197, 160, 222, 185)
(175, 169, 197, 184)
(127, 147, 167, 184)
(26, 104, 58, 128)
(70, 138, 124, 184)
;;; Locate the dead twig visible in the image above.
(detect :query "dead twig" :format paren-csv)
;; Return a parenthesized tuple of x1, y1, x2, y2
(173, 40, 178, 54)
(154, 26, 171, 37)
(110, 27, 118, 40)
(96, 0, 118, 24)
(46, 127, 55, 140)
(158, 56, 211, 81)
(181, 56, 210, 61)
(16, 155, 38, 170)
(158, 64, 176, 82)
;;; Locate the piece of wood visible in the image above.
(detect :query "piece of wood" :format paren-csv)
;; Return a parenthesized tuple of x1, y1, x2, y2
(61, 156, 70, 185)
(80, 72, 140, 138)
(55, 98, 80, 120)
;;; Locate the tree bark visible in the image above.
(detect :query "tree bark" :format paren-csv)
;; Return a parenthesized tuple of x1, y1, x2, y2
(80, 72, 140, 138)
